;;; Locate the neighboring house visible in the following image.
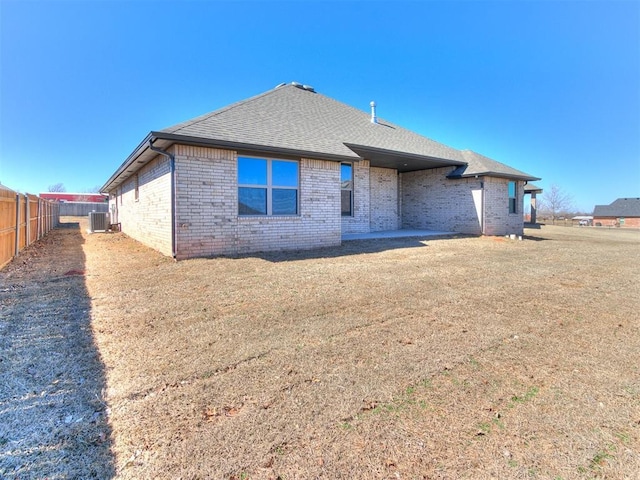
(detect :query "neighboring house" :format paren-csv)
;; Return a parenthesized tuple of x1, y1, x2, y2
(101, 83, 540, 259)
(593, 198, 640, 227)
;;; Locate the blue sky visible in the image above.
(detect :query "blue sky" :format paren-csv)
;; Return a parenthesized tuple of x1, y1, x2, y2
(1, 0, 638, 212)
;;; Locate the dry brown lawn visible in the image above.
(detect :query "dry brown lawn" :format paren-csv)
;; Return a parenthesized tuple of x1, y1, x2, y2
(2, 220, 639, 479)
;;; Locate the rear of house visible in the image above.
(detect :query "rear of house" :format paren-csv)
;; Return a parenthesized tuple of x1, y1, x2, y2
(102, 83, 539, 259)
(593, 198, 640, 228)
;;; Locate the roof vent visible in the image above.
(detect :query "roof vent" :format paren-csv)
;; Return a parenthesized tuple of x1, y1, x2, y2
(274, 82, 287, 89)
(291, 81, 303, 88)
(370, 101, 378, 124)
(302, 84, 315, 92)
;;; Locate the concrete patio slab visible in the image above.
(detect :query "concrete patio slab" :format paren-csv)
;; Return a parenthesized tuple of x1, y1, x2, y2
(342, 229, 455, 241)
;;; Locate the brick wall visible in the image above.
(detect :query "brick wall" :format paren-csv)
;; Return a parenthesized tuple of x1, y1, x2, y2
(108, 155, 173, 256)
(369, 167, 399, 231)
(593, 216, 640, 228)
(173, 146, 341, 258)
(341, 160, 370, 234)
(483, 177, 524, 236)
(401, 167, 483, 234)
(108, 143, 529, 259)
(400, 168, 525, 236)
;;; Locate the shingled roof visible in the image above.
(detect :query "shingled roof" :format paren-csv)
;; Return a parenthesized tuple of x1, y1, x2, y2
(102, 83, 539, 191)
(593, 198, 640, 217)
(156, 83, 466, 168)
(447, 150, 539, 181)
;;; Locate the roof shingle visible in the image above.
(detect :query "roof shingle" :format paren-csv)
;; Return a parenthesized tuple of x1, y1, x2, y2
(159, 83, 465, 164)
(448, 150, 539, 181)
(102, 83, 541, 191)
(593, 198, 640, 217)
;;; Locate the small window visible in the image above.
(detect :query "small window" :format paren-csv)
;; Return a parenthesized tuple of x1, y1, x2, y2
(341, 163, 353, 216)
(134, 174, 139, 202)
(238, 157, 298, 216)
(508, 181, 517, 214)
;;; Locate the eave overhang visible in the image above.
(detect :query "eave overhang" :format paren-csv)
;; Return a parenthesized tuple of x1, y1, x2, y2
(101, 132, 362, 193)
(344, 143, 465, 173)
(447, 168, 541, 182)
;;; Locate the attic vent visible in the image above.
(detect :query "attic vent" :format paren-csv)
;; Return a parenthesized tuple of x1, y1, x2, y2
(291, 82, 316, 92)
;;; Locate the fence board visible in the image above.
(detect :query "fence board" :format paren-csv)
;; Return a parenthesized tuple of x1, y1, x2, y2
(0, 186, 60, 269)
(0, 191, 16, 269)
(59, 202, 108, 216)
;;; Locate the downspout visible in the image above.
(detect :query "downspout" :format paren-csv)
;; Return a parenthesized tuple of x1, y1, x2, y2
(480, 178, 486, 235)
(149, 139, 177, 259)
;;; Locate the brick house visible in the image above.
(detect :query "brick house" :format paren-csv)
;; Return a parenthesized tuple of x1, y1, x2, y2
(593, 198, 640, 228)
(101, 83, 540, 259)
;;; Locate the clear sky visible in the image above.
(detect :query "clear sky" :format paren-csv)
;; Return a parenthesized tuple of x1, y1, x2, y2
(1, 0, 638, 212)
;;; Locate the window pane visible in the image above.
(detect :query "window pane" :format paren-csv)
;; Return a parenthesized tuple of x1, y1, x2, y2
(272, 161, 298, 187)
(239, 187, 267, 215)
(238, 157, 267, 185)
(341, 190, 352, 216)
(508, 181, 516, 198)
(509, 198, 517, 214)
(341, 164, 353, 189)
(273, 189, 298, 215)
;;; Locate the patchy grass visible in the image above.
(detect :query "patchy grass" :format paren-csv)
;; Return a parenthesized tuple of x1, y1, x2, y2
(3, 220, 640, 478)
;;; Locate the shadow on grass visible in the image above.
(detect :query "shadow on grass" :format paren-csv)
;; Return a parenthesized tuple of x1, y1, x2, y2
(0, 222, 115, 478)
(522, 235, 551, 242)
(239, 234, 470, 263)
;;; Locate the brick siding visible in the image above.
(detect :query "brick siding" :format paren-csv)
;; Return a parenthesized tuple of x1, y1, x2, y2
(593, 216, 640, 228)
(483, 177, 525, 236)
(401, 168, 525, 236)
(341, 160, 370, 234)
(108, 155, 173, 256)
(174, 146, 340, 258)
(109, 144, 526, 259)
(401, 167, 483, 234)
(369, 167, 399, 231)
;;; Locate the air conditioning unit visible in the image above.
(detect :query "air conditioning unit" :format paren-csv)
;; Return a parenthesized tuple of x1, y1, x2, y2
(89, 211, 109, 232)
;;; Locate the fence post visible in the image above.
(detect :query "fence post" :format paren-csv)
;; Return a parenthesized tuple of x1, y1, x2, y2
(37, 198, 41, 240)
(25, 195, 31, 247)
(14, 194, 20, 257)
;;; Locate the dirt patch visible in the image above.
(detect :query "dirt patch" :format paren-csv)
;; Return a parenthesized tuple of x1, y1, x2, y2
(3, 221, 640, 478)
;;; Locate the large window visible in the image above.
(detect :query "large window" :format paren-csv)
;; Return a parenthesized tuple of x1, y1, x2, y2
(508, 181, 517, 214)
(238, 157, 299, 215)
(341, 163, 353, 216)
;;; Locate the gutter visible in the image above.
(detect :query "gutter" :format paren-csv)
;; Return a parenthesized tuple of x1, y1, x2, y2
(151, 131, 361, 164)
(149, 139, 177, 259)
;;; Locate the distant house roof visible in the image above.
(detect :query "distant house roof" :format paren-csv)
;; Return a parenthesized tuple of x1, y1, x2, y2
(447, 150, 540, 181)
(102, 83, 539, 191)
(593, 198, 640, 217)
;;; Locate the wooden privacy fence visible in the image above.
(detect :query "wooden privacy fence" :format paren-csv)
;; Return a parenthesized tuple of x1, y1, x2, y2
(1, 186, 60, 269)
